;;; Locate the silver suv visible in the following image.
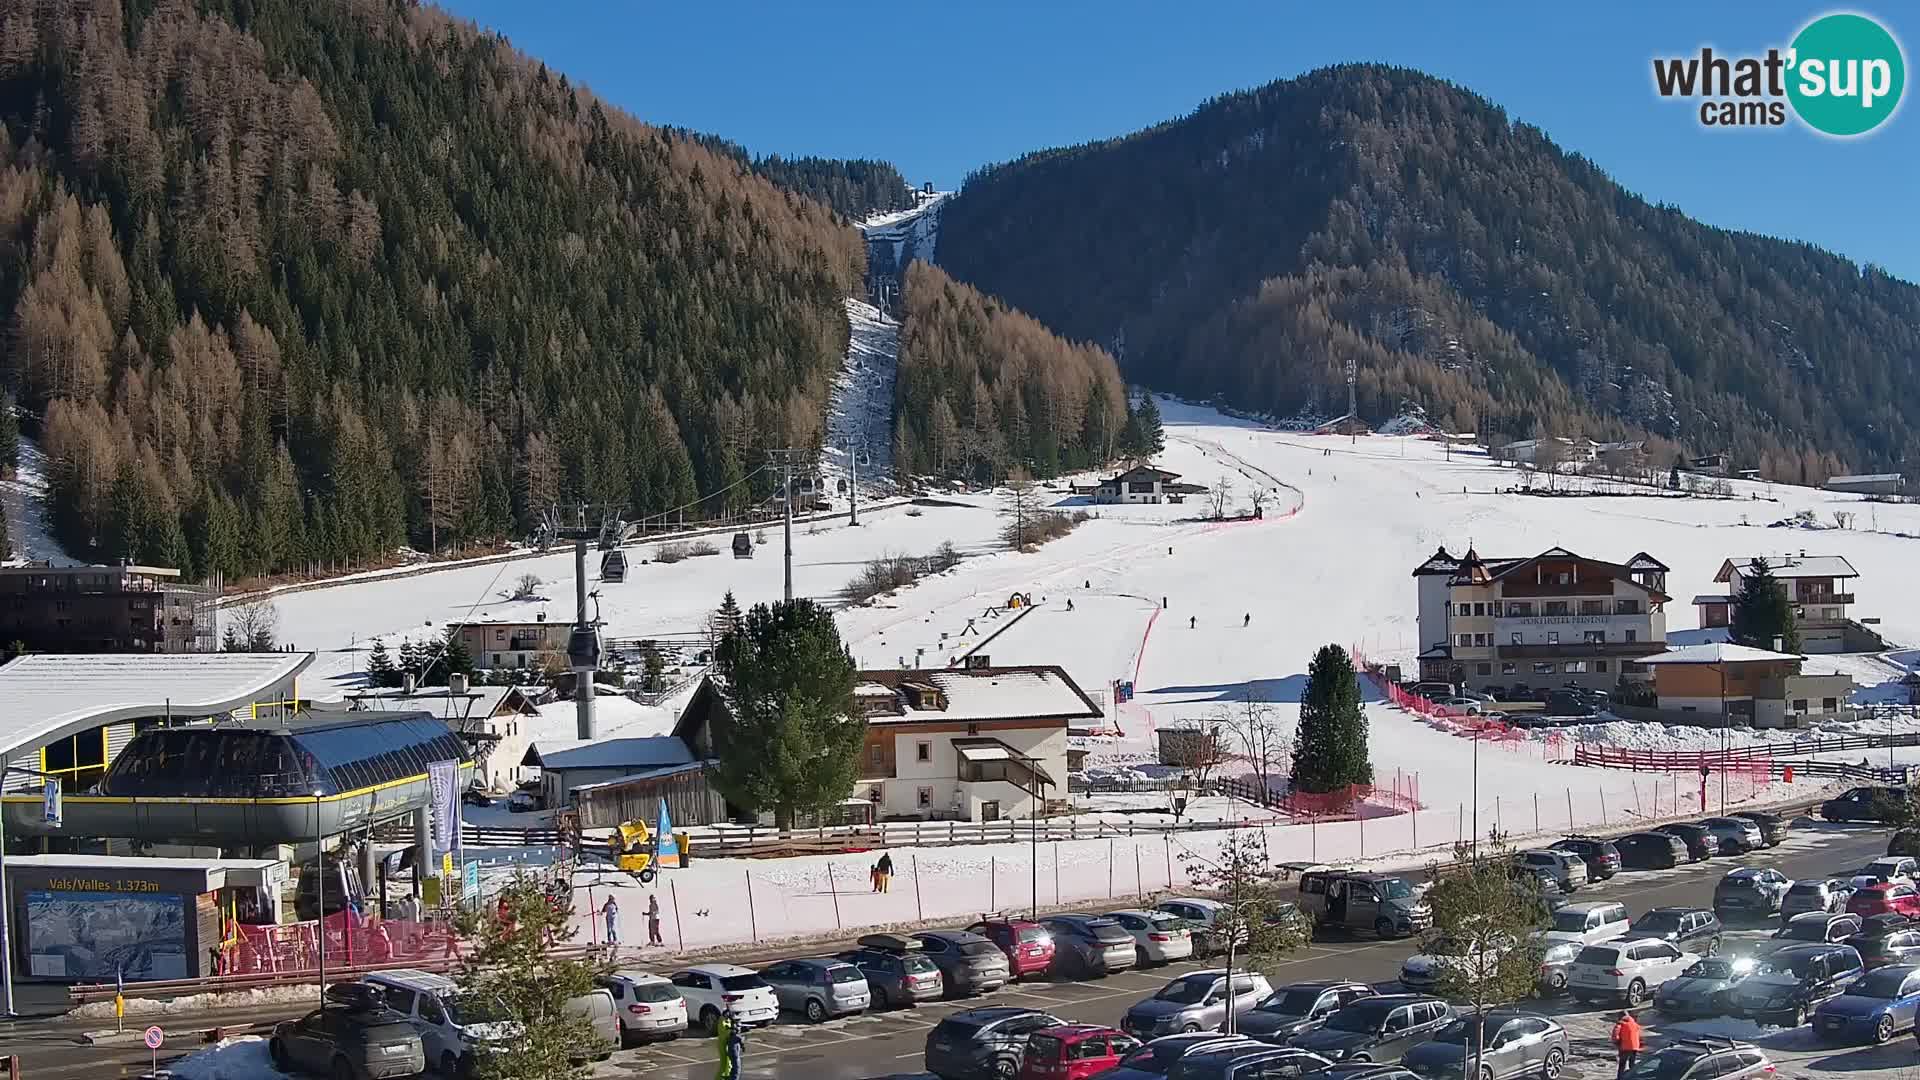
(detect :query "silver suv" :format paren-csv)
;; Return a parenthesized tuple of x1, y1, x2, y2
(1781, 879, 1855, 924)
(1512, 849, 1588, 892)
(1120, 969, 1274, 1040)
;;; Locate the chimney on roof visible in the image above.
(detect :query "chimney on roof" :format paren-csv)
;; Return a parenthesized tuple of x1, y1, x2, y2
(536, 612, 546, 622)
(403, 672, 417, 695)
(449, 672, 469, 696)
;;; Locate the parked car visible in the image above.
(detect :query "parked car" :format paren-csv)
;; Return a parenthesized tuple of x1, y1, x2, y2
(1122, 970, 1274, 1041)
(1890, 829, 1920, 857)
(1863, 856, 1920, 883)
(1614, 832, 1688, 870)
(1400, 934, 1523, 993)
(1541, 901, 1632, 946)
(667, 964, 779, 1031)
(1699, 818, 1765, 855)
(1822, 786, 1907, 823)
(1043, 914, 1139, 978)
(1813, 963, 1920, 1044)
(1631, 908, 1724, 956)
(460, 787, 492, 808)
(1848, 882, 1920, 920)
(1312, 1065, 1424, 1080)
(1107, 909, 1198, 966)
(1653, 823, 1720, 861)
(1237, 981, 1377, 1041)
(1098, 1033, 1263, 1080)
(924, 1006, 1065, 1080)
(1506, 866, 1570, 913)
(1287, 995, 1453, 1063)
(758, 957, 871, 1022)
(1847, 922, 1920, 969)
(1619, 1040, 1775, 1080)
(1400, 1010, 1569, 1080)
(1781, 879, 1855, 923)
(915, 930, 1012, 996)
(1534, 940, 1582, 995)
(1434, 697, 1487, 715)
(1018, 1024, 1140, 1080)
(1653, 957, 1751, 1018)
(1169, 1046, 1333, 1079)
(1731, 810, 1788, 847)
(596, 971, 688, 1045)
(1548, 837, 1621, 880)
(1731, 942, 1864, 1026)
(563, 988, 619, 1063)
(1295, 870, 1432, 939)
(1568, 939, 1697, 1006)
(1511, 850, 1587, 892)
(1774, 912, 1864, 945)
(839, 941, 944, 1009)
(361, 969, 519, 1076)
(967, 917, 1056, 981)
(506, 789, 542, 813)
(1157, 898, 1237, 958)
(269, 1005, 426, 1080)
(1713, 868, 1793, 921)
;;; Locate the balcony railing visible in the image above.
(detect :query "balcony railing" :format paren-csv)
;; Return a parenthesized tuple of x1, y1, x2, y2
(1795, 592, 1854, 606)
(1498, 642, 1665, 659)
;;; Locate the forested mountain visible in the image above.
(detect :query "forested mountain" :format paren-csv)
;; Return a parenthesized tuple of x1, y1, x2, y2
(668, 130, 914, 220)
(939, 64, 1920, 478)
(893, 260, 1128, 483)
(0, 0, 866, 581)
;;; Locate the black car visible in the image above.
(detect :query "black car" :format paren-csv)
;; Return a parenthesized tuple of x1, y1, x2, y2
(1775, 912, 1863, 945)
(1287, 995, 1452, 1064)
(1823, 786, 1908, 824)
(1237, 980, 1377, 1041)
(1732, 810, 1789, 847)
(924, 1007, 1064, 1080)
(461, 787, 493, 807)
(1731, 943, 1864, 1026)
(1311, 1066, 1422, 1080)
(269, 1005, 426, 1080)
(1549, 836, 1622, 880)
(1615, 832, 1689, 870)
(1634, 907, 1724, 955)
(1653, 823, 1719, 861)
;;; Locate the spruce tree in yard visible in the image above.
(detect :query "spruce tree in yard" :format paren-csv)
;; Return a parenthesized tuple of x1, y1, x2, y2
(714, 599, 862, 829)
(453, 875, 609, 1080)
(1291, 644, 1372, 794)
(367, 639, 398, 688)
(1135, 394, 1166, 455)
(1730, 558, 1800, 653)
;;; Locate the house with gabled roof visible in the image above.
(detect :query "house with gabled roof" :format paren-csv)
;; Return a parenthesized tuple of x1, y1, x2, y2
(1081, 463, 1207, 505)
(1413, 546, 1670, 694)
(1697, 554, 1865, 654)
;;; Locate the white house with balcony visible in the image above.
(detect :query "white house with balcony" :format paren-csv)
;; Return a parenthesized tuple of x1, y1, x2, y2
(1414, 546, 1670, 694)
(1697, 555, 1862, 654)
(852, 666, 1101, 822)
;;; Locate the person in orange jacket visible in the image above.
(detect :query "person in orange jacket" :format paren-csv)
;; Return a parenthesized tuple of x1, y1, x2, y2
(1612, 1011, 1644, 1078)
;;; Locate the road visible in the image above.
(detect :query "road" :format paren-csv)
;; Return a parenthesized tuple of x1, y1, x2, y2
(6, 823, 1901, 1080)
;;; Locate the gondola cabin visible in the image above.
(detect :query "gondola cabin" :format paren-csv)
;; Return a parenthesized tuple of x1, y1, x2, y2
(600, 549, 628, 582)
(732, 532, 753, 559)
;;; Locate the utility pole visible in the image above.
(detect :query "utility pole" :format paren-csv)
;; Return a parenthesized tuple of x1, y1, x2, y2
(848, 440, 861, 527)
(544, 505, 607, 739)
(767, 450, 812, 603)
(1345, 356, 1358, 447)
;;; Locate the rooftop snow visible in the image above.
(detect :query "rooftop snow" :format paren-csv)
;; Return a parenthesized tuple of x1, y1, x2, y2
(0, 652, 312, 760)
(522, 735, 694, 772)
(865, 667, 1102, 724)
(1721, 556, 1858, 580)
(1639, 643, 1805, 665)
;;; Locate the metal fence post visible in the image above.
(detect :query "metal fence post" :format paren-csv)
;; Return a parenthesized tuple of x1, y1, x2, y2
(913, 854, 924, 921)
(827, 863, 842, 930)
(1134, 844, 1144, 902)
(670, 880, 685, 951)
(746, 869, 758, 943)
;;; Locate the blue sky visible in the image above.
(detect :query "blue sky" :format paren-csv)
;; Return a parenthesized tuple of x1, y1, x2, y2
(442, 1, 1918, 282)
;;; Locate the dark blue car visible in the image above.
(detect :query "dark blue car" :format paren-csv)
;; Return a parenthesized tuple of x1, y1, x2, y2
(1813, 965, 1920, 1045)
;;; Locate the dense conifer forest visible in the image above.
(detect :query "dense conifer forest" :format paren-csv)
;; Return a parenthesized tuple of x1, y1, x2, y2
(939, 64, 1918, 478)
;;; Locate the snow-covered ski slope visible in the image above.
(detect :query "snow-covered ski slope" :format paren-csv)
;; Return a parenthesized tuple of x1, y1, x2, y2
(861, 190, 947, 267)
(818, 297, 898, 490)
(0, 436, 79, 565)
(281, 397, 1920, 738)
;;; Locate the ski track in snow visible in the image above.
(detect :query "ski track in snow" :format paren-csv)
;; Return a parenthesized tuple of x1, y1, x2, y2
(0, 436, 80, 565)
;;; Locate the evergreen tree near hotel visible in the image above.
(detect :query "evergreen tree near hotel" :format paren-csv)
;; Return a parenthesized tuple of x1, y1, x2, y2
(1291, 644, 1373, 794)
(1730, 557, 1801, 654)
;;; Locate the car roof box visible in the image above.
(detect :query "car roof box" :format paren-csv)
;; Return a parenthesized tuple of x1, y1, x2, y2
(857, 932, 922, 952)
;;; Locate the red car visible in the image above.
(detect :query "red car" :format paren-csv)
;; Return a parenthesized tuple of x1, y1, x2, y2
(967, 917, 1055, 981)
(1018, 1024, 1140, 1080)
(1848, 882, 1920, 919)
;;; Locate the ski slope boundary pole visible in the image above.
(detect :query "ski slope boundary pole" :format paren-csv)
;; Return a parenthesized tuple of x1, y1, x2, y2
(912, 855, 924, 921)
(1134, 844, 1144, 903)
(827, 863, 841, 930)
(670, 881, 684, 951)
(746, 869, 758, 943)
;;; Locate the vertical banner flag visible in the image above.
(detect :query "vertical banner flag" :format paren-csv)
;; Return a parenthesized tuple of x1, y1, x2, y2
(654, 798, 679, 867)
(43, 777, 62, 828)
(427, 760, 459, 862)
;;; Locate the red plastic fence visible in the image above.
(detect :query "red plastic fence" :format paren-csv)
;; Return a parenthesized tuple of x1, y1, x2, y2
(222, 912, 464, 977)
(1280, 771, 1422, 817)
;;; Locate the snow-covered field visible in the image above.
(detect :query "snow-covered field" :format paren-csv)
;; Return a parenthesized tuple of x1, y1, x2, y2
(269, 396, 1920, 951)
(0, 435, 77, 565)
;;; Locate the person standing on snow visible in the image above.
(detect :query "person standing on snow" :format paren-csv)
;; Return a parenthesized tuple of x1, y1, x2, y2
(602, 895, 620, 948)
(647, 892, 663, 946)
(876, 852, 894, 893)
(1188, 616, 1196, 629)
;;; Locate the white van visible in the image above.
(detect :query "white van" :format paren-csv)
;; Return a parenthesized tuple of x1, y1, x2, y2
(565, 987, 620, 1062)
(362, 969, 520, 1076)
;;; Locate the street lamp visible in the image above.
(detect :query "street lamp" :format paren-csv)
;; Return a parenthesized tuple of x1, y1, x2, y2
(313, 788, 326, 1009)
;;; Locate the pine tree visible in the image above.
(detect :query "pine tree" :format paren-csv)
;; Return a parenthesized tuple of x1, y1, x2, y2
(0, 498, 10, 561)
(713, 599, 861, 829)
(1135, 393, 1165, 456)
(399, 639, 421, 679)
(1291, 644, 1372, 795)
(367, 639, 398, 688)
(0, 393, 18, 478)
(1730, 558, 1801, 653)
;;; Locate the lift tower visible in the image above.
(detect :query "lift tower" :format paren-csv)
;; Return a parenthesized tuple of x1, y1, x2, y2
(542, 505, 617, 739)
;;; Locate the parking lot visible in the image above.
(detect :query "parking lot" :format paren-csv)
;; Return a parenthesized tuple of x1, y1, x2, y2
(577, 824, 1917, 1079)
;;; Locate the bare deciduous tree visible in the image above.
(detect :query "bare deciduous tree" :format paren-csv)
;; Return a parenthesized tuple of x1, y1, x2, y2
(508, 573, 542, 601)
(1215, 688, 1292, 804)
(1248, 486, 1270, 517)
(1001, 466, 1043, 551)
(1207, 476, 1236, 520)
(221, 599, 279, 651)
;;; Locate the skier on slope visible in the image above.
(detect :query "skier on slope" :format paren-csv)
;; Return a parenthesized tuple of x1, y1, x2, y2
(1189, 616, 1196, 629)
(1244, 613, 1251, 628)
